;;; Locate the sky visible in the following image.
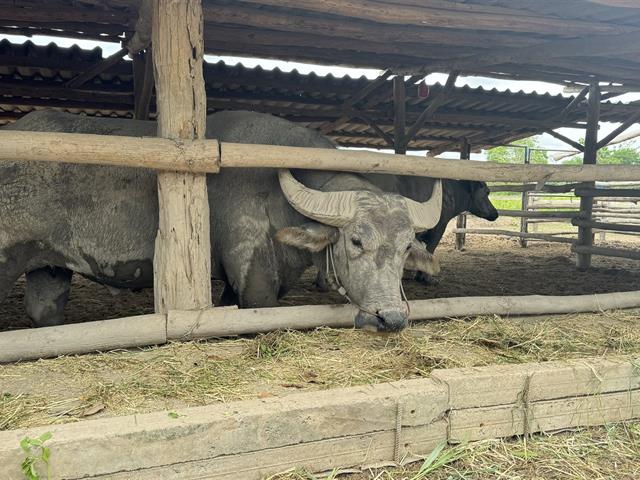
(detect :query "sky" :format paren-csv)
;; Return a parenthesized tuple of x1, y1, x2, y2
(2, 32, 639, 161)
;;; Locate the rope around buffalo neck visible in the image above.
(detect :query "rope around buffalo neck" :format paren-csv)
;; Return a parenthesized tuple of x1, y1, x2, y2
(325, 243, 411, 320)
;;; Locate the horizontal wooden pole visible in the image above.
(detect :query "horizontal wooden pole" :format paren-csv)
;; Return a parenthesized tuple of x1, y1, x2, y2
(4, 291, 640, 363)
(572, 245, 640, 260)
(595, 207, 640, 214)
(172, 290, 640, 338)
(490, 183, 579, 193)
(595, 198, 640, 204)
(0, 315, 167, 363)
(220, 143, 640, 182)
(572, 218, 640, 233)
(452, 228, 576, 244)
(2, 131, 640, 182)
(0, 131, 220, 173)
(593, 217, 640, 224)
(526, 218, 572, 224)
(498, 209, 578, 219)
(593, 230, 640, 237)
(594, 214, 640, 222)
(528, 202, 582, 210)
(576, 187, 640, 198)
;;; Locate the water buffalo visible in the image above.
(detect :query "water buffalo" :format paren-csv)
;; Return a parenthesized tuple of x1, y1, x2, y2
(1, 110, 442, 332)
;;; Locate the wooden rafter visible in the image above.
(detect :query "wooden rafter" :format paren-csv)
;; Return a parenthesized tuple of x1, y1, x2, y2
(418, 31, 640, 78)
(65, 47, 128, 89)
(597, 110, 640, 148)
(393, 75, 406, 154)
(229, 0, 631, 36)
(358, 115, 394, 148)
(586, 0, 640, 6)
(318, 69, 392, 134)
(559, 86, 589, 120)
(545, 129, 585, 152)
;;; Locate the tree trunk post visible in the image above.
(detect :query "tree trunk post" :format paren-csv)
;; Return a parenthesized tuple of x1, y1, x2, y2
(133, 48, 154, 120)
(519, 145, 531, 248)
(576, 81, 601, 270)
(393, 75, 406, 155)
(152, 0, 213, 313)
(455, 139, 471, 251)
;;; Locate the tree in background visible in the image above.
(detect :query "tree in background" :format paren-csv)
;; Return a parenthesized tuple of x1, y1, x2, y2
(561, 141, 640, 165)
(487, 137, 548, 164)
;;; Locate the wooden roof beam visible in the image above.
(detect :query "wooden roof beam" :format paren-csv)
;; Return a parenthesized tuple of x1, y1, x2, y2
(65, 47, 128, 89)
(202, 3, 541, 50)
(559, 86, 590, 120)
(357, 115, 394, 148)
(64, 0, 151, 89)
(233, 0, 632, 36)
(413, 31, 640, 77)
(597, 110, 640, 149)
(545, 129, 585, 152)
(318, 69, 393, 134)
(586, 0, 640, 7)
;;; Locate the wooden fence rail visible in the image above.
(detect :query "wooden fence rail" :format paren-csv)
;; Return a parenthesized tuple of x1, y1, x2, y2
(4, 131, 640, 182)
(3, 291, 640, 363)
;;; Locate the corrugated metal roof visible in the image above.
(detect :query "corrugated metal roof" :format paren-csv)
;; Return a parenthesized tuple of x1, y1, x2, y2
(1, 0, 640, 87)
(0, 39, 636, 152)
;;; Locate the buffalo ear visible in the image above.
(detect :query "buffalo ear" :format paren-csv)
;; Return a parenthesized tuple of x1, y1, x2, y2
(405, 240, 440, 275)
(276, 223, 339, 252)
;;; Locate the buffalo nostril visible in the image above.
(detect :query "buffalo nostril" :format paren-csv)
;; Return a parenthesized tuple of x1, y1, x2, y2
(377, 311, 408, 332)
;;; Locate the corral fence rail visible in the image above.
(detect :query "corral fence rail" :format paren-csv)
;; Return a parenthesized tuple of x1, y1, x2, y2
(453, 144, 640, 261)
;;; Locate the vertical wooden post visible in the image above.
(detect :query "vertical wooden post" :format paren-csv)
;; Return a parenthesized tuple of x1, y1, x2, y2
(576, 81, 601, 270)
(133, 48, 154, 120)
(393, 76, 406, 155)
(455, 139, 471, 251)
(152, 0, 212, 313)
(519, 145, 531, 248)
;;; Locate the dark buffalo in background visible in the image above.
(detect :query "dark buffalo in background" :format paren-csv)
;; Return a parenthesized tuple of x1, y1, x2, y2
(416, 179, 498, 284)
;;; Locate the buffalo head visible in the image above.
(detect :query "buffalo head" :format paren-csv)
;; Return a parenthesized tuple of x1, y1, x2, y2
(275, 170, 441, 332)
(465, 181, 498, 221)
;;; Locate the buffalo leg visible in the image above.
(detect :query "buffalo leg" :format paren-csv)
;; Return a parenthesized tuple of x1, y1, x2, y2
(25, 267, 73, 327)
(0, 261, 24, 306)
(222, 244, 280, 309)
(415, 224, 446, 285)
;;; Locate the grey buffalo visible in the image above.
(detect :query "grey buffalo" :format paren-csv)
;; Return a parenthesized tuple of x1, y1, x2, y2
(0, 110, 442, 332)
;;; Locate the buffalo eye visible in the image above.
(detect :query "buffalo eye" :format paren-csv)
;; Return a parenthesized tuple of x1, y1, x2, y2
(406, 243, 413, 252)
(351, 237, 363, 249)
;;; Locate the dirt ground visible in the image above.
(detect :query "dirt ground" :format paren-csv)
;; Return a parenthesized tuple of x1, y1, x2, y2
(1, 219, 639, 430)
(1, 218, 639, 330)
(1, 221, 640, 478)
